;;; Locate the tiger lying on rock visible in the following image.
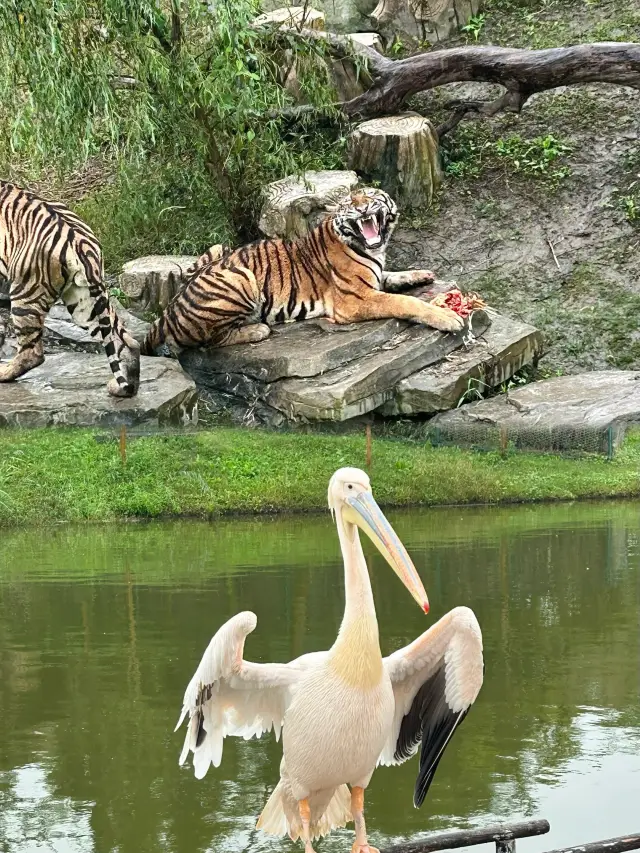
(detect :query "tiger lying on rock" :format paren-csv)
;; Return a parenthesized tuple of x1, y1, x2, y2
(141, 188, 464, 357)
(0, 180, 140, 397)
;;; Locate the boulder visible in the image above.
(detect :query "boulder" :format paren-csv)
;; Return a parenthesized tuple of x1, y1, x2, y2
(179, 305, 495, 422)
(381, 312, 543, 415)
(348, 114, 442, 209)
(324, 0, 377, 32)
(258, 170, 359, 239)
(119, 255, 199, 315)
(429, 370, 640, 454)
(0, 353, 198, 428)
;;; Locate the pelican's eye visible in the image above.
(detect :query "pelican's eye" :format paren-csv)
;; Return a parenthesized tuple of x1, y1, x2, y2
(347, 484, 353, 490)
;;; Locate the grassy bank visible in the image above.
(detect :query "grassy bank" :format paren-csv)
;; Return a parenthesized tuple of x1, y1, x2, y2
(0, 427, 639, 526)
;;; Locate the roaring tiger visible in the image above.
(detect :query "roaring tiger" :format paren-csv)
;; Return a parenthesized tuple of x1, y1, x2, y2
(0, 180, 140, 397)
(141, 188, 464, 356)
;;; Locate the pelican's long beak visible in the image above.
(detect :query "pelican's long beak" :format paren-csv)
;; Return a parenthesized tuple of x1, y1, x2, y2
(344, 490, 430, 613)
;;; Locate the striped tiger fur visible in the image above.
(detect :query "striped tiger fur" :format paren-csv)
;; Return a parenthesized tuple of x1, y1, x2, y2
(141, 188, 463, 356)
(0, 181, 140, 397)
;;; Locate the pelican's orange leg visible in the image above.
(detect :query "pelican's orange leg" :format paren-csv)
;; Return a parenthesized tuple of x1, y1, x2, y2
(350, 786, 379, 853)
(298, 798, 316, 853)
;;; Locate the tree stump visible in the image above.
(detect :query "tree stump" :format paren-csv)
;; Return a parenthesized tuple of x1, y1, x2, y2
(252, 6, 325, 29)
(120, 253, 228, 315)
(330, 32, 384, 102)
(258, 170, 358, 239)
(348, 114, 442, 209)
(370, 0, 480, 43)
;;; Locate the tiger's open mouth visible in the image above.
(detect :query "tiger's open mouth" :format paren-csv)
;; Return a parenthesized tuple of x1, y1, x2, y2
(357, 214, 383, 248)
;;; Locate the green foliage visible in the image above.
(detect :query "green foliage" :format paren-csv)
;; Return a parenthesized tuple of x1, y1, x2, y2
(461, 13, 487, 40)
(76, 156, 236, 270)
(1, 426, 640, 526)
(444, 126, 572, 189)
(0, 0, 347, 244)
(494, 133, 572, 183)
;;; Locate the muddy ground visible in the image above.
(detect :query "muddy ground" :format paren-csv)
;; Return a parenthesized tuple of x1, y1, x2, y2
(385, 0, 640, 376)
(387, 82, 640, 376)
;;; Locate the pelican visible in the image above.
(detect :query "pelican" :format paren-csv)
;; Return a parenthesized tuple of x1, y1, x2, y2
(176, 468, 483, 853)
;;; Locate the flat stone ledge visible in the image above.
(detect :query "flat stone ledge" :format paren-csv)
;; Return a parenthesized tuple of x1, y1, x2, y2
(181, 308, 494, 422)
(0, 353, 197, 428)
(381, 313, 543, 415)
(429, 369, 640, 453)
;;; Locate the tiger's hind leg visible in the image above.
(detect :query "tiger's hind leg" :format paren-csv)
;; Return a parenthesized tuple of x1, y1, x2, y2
(0, 289, 54, 382)
(141, 265, 262, 355)
(61, 267, 140, 398)
(220, 323, 271, 347)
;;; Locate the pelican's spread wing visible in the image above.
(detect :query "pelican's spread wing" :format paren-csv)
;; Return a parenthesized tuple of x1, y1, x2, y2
(381, 606, 483, 807)
(175, 611, 305, 779)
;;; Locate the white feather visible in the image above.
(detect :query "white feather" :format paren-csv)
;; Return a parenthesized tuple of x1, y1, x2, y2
(175, 611, 307, 779)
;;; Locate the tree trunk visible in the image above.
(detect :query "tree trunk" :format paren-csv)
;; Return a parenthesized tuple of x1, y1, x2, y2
(348, 113, 442, 208)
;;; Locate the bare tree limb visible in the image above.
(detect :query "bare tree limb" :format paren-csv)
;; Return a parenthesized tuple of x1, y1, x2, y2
(436, 89, 528, 136)
(251, 32, 640, 127)
(343, 42, 640, 118)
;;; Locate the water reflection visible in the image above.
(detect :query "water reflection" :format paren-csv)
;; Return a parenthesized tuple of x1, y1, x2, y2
(0, 501, 639, 853)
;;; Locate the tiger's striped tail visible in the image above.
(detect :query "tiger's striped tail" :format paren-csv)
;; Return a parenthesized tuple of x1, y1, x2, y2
(62, 255, 141, 398)
(140, 314, 171, 357)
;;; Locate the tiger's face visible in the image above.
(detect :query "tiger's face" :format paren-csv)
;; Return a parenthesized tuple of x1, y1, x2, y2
(332, 188, 399, 254)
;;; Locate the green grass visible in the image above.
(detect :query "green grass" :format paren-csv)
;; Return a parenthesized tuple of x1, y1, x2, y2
(443, 125, 573, 189)
(0, 427, 639, 527)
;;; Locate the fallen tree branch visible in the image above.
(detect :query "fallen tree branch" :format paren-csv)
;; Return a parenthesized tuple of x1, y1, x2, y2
(252, 31, 640, 126)
(344, 42, 640, 118)
(435, 90, 529, 136)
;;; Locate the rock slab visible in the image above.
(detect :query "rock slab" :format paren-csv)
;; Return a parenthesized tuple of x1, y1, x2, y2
(0, 353, 198, 428)
(180, 308, 493, 422)
(430, 370, 640, 453)
(43, 300, 152, 351)
(381, 312, 543, 415)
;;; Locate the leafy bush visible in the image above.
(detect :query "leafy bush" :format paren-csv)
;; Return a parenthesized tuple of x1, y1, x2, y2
(0, 0, 346, 255)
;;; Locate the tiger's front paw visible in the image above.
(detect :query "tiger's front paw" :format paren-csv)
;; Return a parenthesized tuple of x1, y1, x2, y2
(427, 306, 465, 333)
(410, 269, 436, 284)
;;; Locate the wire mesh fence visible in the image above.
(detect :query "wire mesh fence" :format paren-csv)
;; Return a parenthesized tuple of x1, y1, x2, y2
(427, 421, 629, 459)
(91, 417, 637, 462)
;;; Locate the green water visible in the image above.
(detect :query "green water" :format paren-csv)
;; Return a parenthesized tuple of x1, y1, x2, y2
(0, 502, 639, 853)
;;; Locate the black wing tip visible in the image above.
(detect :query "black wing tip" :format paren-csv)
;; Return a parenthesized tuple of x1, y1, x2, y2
(413, 706, 470, 808)
(195, 711, 206, 747)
